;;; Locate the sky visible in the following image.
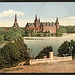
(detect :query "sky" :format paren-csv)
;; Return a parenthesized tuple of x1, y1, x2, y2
(0, 2, 75, 27)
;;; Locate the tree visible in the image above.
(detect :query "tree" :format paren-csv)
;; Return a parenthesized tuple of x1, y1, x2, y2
(49, 45, 53, 52)
(70, 40, 75, 59)
(0, 35, 4, 42)
(0, 55, 5, 69)
(57, 29, 63, 36)
(59, 25, 75, 33)
(25, 29, 33, 37)
(0, 38, 30, 68)
(35, 45, 53, 59)
(15, 37, 30, 60)
(0, 42, 20, 66)
(2, 27, 25, 41)
(58, 41, 71, 57)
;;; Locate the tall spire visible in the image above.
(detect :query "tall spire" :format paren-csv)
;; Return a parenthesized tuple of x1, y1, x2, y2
(13, 14, 19, 27)
(56, 17, 59, 24)
(34, 14, 38, 25)
(38, 18, 40, 23)
(35, 14, 37, 21)
(15, 14, 17, 23)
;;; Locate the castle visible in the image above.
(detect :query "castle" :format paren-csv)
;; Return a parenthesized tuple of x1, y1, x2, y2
(25, 15, 59, 33)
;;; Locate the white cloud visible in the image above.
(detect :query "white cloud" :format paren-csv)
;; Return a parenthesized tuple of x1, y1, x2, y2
(0, 9, 24, 18)
(64, 16, 75, 20)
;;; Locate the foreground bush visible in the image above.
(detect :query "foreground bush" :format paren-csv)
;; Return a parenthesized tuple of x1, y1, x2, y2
(0, 38, 30, 69)
(57, 40, 75, 57)
(35, 45, 53, 59)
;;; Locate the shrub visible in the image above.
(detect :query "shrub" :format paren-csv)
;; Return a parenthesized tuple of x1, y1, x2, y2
(35, 45, 53, 59)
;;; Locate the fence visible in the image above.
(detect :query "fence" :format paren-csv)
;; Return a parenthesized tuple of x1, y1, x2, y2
(30, 58, 50, 65)
(30, 56, 72, 65)
(53, 56, 72, 62)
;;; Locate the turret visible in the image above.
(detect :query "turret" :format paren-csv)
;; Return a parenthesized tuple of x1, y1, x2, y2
(55, 17, 59, 37)
(38, 18, 40, 23)
(15, 14, 17, 23)
(34, 14, 38, 27)
(35, 14, 37, 21)
(55, 17, 59, 29)
(13, 14, 19, 27)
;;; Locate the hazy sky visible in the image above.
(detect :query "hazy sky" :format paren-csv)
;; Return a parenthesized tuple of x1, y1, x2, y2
(0, 2, 75, 27)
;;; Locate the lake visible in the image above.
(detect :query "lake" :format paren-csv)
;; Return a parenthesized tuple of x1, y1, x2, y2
(0, 34, 75, 57)
(24, 34, 75, 57)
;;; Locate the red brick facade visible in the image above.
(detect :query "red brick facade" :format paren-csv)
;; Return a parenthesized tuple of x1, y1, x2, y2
(25, 15, 59, 33)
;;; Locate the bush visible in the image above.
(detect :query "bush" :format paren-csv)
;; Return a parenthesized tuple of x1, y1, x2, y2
(58, 41, 71, 57)
(35, 45, 53, 59)
(0, 55, 5, 69)
(0, 38, 30, 69)
(0, 35, 4, 43)
(24, 59, 30, 65)
(57, 29, 63, 36)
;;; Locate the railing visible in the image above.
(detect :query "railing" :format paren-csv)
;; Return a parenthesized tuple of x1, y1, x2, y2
(30, 56, 72, 65)
(53, 56, 72, 62)
(30, 58, 50, 65)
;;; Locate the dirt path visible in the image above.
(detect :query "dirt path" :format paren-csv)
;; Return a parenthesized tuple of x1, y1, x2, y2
(0, 60, 75, 73)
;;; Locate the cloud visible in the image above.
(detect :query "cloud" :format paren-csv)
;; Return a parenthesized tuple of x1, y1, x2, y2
(64, 16, 75, 20)
(0, 10, 24, 18)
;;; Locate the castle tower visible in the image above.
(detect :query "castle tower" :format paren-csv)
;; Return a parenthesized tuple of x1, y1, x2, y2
(15, 14, 17, 23)
(55, 17, 59, 29)
(35, 14, 37, 21)
(34, 14, 37, 24)
(40, 22, 43, 32)
(55, 17, 59, 37)
(38, 18, 40, 23)
(34, 14, 38, 27)
(13, 14, 19, 27)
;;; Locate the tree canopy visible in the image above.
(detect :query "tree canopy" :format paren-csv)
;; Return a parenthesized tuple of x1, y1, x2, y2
(0, 38, 30, 69)
(58, 40, 75, 57)
(0, 27, 25, 42)
(35, 45, 53, 59)
(59, 25, 75, 33)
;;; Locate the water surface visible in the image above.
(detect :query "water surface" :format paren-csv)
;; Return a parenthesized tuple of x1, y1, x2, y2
(24, 35, 75, 57)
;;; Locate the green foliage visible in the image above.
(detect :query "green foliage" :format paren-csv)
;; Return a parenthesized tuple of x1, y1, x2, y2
(70, 40, 75, 47)
(0, 55, 5, 69)
(0, 27, 5, 31)
(70, 40, 75, 59)
(58, 41, 71, 57)
(0, 27, 25, 42)
(51, 33, 56, 36)
(50, 45, 53, 52)
(57, 29, 63, 36)
(15, 38, 30, 60)
(60, 25, 75, 33)
(0, 38, 30, 69)
(25, 29, 51, 37)
(35, 45, 53, 59)
(25, 29, 33, 37)
(0, 35, 4, 42)
(58, 40, 75, 59)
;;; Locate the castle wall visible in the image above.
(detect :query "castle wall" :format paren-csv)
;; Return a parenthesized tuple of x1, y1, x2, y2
(43, 26, 56, 33)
